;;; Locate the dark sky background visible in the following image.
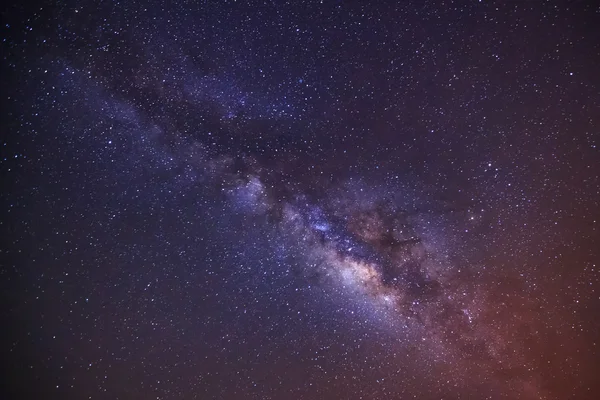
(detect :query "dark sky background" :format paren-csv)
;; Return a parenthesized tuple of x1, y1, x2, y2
(1, 1, 599, 399)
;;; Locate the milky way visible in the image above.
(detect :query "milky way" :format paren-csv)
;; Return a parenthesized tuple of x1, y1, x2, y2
(195, 147, 557, 398)
(2, 1, 599, 400)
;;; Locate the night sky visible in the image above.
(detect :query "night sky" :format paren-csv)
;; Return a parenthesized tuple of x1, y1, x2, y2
(2, 1, 599, 399)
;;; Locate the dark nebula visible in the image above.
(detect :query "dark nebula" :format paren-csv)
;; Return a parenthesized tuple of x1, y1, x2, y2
(2, 1, 599, 399)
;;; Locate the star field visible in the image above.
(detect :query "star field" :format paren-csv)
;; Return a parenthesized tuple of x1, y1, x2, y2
(1, 1, 599, 399)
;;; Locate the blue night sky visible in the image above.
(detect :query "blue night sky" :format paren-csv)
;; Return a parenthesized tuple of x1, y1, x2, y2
(2, 1, 599, 399)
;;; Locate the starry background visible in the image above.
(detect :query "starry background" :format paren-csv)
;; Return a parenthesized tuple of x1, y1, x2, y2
(1, 1, 599, 399)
